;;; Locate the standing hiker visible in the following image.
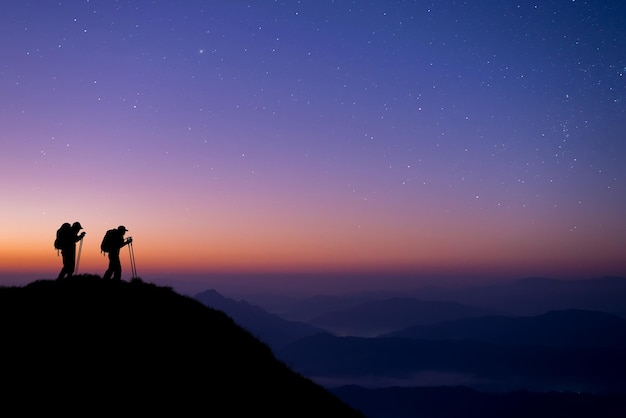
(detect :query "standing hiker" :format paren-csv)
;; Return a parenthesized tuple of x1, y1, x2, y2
(56, 222, 86, 279)
(101, 225, 132, 280)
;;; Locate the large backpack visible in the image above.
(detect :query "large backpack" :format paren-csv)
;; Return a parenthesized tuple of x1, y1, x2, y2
(100, 229, 118, 253)
(54, 223, 71, 250)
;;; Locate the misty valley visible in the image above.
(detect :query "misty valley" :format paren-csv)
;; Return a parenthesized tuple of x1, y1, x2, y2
(194, 276, 626, 417)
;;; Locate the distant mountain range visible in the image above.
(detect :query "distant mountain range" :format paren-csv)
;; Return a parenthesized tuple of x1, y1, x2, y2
(0, 276, 364, 417)
(405, 276, 626, 317)
(235, 276, 626, 319)
(381, 309, 626, 348)
(193, 290, 498, 341)
(83, 275, 626, 417)
(306, 297, 500, 337)
(192, 281, 626, 395)
(277, 331, 626, 393)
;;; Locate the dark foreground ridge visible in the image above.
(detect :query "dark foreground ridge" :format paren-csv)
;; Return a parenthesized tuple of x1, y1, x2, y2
(0, 275, 364, 417)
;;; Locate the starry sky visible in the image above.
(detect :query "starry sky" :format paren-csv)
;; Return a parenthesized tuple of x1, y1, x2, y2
(1, 1, 625, 295)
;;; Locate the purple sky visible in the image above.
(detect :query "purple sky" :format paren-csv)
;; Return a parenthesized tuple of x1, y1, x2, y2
(1, 1, 625, 295)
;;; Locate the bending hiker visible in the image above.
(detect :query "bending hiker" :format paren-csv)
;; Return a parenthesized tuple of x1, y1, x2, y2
(56, 222, 86, 279)
(102, 225, 132, 280)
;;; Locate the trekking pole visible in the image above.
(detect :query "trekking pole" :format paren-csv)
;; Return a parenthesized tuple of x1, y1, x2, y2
(76, 236, 84, 274)
(130, 242, 139, 279)
(128, 240, 138, 279)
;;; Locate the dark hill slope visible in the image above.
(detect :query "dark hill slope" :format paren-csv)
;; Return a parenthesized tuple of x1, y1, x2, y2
(0, 276, 364, 417)
(194, 289, 324, 350)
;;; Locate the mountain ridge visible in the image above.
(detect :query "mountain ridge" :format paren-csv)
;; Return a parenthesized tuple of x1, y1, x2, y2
(0, 275, 364, 416)
(194, 288, 325, 350)
(306, 297, 500, 337)
(381, 309, 626, 348)
(227, 276, 626, 319)
(277, 332, 626, 393)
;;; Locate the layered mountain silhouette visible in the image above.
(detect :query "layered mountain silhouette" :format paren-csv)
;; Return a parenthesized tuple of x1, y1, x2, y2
(406, 276, 626, 317)
(278, 332, 626, 393)
(381, 309, 626, 348)
(305, 297, 499, 337)
(203, 277, 626, 416)
(0, 276, 364, 417)
(194, 288, 324, 351)
(237, 276, 626, 320)
(250, 291, 398, 322)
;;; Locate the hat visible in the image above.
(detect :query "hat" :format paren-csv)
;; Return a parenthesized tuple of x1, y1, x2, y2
(73, 222, 83, 230)
(118, 225, 128, 232)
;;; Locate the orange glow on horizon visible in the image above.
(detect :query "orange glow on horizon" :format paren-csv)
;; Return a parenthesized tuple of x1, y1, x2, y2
(1, 199, 625, 288)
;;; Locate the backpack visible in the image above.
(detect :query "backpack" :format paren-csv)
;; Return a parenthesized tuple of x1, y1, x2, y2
(100, 229, 118, 253)
(54, 223, 71, 250)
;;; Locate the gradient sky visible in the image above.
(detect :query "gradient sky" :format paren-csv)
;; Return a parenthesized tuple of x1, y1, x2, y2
(1, 1, 625, 295)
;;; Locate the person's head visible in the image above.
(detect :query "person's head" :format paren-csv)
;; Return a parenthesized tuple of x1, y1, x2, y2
(118, 225, 128, 235)
(72, 222, 83, 231)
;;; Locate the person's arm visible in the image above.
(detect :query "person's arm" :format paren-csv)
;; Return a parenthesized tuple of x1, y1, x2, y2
(74, 232, 86, 242)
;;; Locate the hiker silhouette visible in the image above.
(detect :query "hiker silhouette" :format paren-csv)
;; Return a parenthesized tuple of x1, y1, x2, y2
(102, 225, 132, 280)
(57, 222, 86, 279)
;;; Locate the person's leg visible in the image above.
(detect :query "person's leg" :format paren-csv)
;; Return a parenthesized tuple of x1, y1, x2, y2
(66, 251, 76, 277)
(103, 254, 114, 279)
(58, 252, 71, 279)
(111, 254, 122, 280)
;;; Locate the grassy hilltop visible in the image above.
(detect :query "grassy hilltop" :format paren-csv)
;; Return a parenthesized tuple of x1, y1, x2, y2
(0, 275, 364, 417)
